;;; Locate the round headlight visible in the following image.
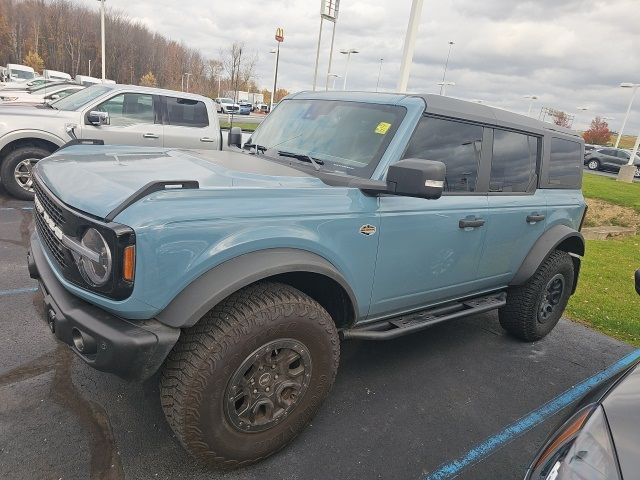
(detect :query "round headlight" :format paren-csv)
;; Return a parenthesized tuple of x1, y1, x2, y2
(77, 228, 112, 286)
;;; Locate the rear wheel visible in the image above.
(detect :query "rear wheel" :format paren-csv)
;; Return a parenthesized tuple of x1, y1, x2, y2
(499, 250, 574, 341)
(1, 146, 52, 200)
(160, 282, 340, 469)
(586, 159, 600, 171)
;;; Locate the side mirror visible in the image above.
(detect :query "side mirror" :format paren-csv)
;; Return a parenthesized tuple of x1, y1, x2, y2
(49, 94, 60, 100)
(87, 110, 110, 126)
(387, 158, 446, 199)
(635, 269, 640, 296)
(227, 126, 242, 148)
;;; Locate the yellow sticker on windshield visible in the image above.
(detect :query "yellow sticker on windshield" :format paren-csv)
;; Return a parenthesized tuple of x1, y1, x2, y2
(374, 122, 391, 134)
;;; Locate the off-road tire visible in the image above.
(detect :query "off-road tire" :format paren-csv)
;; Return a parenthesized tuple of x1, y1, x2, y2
(499, 250, 574, 341)
(160, 281, 340, 469)
(1, 146, 52, 200)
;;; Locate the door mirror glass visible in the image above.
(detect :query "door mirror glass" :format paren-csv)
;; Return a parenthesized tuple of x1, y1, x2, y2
(87, 110, 110, 126)
(387, 158, 446, 199)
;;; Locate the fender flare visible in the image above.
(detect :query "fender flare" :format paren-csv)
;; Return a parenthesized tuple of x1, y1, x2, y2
(0, 130, 66, 154)
(510, 224, 585, 289)
(156, 248, 359, 328)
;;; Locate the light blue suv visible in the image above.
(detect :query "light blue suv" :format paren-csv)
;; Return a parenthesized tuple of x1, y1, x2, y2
(27, 91, 586, 468)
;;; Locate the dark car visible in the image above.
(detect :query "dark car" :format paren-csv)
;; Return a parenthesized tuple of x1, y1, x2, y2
(584, 144, 599, 156)
(525, 272, 640, 480)
(584, 147, 640, 177)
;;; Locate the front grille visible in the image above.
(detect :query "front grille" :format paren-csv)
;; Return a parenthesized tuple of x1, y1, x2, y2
(33, 181, 65, 226)
(34, 207, 68, 268)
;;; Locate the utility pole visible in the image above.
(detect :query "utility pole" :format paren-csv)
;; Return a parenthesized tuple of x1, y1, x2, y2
(271, 28, 284, 112)
(397, 0, 424, 92)
(439, 41, 454, 95)
(98, 0, 106, 81)
(375, 58, 384, 92)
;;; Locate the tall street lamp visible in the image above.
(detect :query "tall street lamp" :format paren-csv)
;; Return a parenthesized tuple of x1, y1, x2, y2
(271, 28, 284, 112)
(439, 41, 454, 96)
(183, 73, 192, 92)
(327, 73, 340, 90)
(575, 106, 589, 130)
(375, 58, 384, 92)
(524, 95, 538, 116)
(97, 0, 106, 81)
(614, 82, 640, 148)
(436, 81, 455, 96)
(340, 48, 358, 90)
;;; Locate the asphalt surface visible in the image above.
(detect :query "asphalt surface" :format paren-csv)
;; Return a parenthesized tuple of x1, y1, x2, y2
(0, 185, 634, 480)
(217, 112, 264, 124)
(583, 165, 639, 182)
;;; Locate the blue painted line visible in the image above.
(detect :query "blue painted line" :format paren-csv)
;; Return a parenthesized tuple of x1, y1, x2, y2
(424, 348, 640, 480)
(0, 286, 39, 297)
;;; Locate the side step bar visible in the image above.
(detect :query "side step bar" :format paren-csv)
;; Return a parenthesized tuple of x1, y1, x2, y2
(342, 292, 507, 341)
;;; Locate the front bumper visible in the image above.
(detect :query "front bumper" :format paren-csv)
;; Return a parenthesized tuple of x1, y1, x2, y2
(28, 232, 180, 381)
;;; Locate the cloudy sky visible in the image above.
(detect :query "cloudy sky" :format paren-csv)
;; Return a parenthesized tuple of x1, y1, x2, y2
(82, 0, 638, 132)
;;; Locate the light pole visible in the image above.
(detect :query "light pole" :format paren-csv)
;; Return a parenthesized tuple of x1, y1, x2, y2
(340, 49, 358, 90)
(614, 82, 640, 148)
(183, 73, 192, 92)
(524, 95, 538, 116)
(375, 58, 384, 92)
(97, 0, 106, 81)
(271, 29, 284, 112)
(397, 0, 425, 92)
(327, 73, 340, 90)
(439, 41, 454, 95)
(436, 81, 455, 96)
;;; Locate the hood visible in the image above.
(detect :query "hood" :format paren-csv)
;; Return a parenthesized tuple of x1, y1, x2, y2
(35, 145, 322, 219)
(0, 104, 67, 120)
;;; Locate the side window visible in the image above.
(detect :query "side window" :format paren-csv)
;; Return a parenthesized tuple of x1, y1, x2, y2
(600, 149, 615, 156)
(403, 117, 483, 192)
(549, 138, 581, 188)
(490, 130, 538, 193)
(616, 150, 630, 160)
(95, 93, 155, 127)
(165, 97, 209, 127)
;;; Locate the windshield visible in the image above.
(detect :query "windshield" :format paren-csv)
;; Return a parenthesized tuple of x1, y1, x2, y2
(49, 85, 112, 111)
(250, 99, 406, 178)
(10, 69, 35, 80)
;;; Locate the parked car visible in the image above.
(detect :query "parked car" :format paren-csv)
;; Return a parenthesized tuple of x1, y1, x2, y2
(0, 83, 84, 105)
(255, 102, 269, 113)
(584, 147, 640, 177)
(0, 84, 221, 199)
(27, 91, 586, 468)
(238, 101, 252, 114)
(584, 143, 599, 156)
(214, 97, 240, 113)
(6, 63, 35, 81)
(42, 69, 72, 81)
(525, 271, 640, 480)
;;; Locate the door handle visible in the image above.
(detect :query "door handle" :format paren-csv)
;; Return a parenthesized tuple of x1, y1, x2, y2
(459, 217, 485, 229)
(200, 137, 216, 143)
(142, 133, 159, 139)
(526, 213, 546, 223)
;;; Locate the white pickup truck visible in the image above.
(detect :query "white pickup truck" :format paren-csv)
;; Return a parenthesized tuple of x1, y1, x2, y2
(0, 84, 224, 199)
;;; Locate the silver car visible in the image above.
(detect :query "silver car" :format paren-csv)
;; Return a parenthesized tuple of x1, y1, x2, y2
(0, 84, 222, 199)
(584, 147, 640, 177)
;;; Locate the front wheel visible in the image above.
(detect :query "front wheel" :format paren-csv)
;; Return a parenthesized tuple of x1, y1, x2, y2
(1, 146, 53, 200)
(499, 250, 574, 341)
(586, 159, 600, 171)
(160, 282, 340, 469)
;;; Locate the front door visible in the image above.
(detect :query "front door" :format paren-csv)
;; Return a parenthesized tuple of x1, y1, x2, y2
(369, 116, 490, 319)
(81, 91, 163, 148)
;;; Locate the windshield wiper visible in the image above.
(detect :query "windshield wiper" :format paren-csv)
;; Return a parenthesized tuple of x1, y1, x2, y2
(277, 150, 324, 171)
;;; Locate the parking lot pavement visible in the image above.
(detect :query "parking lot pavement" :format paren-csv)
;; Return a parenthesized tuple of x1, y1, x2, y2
(583, 166, 639, 182)
(0, 187, 634, 480)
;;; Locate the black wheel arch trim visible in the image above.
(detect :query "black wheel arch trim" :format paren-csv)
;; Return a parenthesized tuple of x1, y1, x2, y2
(156, 248, 359, 328)
(510, 224, 584, 291)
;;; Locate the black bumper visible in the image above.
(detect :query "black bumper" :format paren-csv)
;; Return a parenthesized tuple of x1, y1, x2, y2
(28, 232, 180, 381)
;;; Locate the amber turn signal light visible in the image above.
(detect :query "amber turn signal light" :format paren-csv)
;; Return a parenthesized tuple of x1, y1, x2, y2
(122, 245, 135, 282)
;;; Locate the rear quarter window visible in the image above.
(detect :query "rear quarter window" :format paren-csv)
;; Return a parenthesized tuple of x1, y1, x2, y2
(547, 138, 582, 189)
(165, 97, 209, 128)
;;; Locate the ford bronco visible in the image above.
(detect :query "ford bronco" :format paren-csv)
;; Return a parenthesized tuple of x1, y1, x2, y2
(27, 91, 586, 468)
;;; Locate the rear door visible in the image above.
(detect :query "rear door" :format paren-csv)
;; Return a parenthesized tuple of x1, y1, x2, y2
(81, 91, 163, 147)
(160, 96, 220, 149)
(478, 129, 545, 286)
(598, 149, 619, 169)
(615, 149, 631, 169)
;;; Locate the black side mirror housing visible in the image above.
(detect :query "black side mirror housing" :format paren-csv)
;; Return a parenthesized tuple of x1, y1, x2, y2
(386, 158, 446, 199)
(228, 126, 242, 148)
(87, 110, 110, 126)
(635, 269, 640, 296)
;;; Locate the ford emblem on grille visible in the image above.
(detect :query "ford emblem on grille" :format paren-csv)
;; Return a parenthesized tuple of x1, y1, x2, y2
(35, 195, 63, 240)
